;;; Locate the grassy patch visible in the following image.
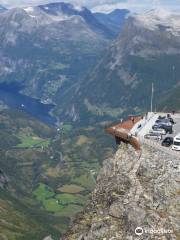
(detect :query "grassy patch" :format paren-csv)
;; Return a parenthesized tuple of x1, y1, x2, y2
(73, 174, 95, 190)
(16, 134, 50, 148)
(55, 204, 83, 218)
(33, 185, 86, 214)
(62, 124, 73, 132)
(38, 63, 69, 74)
(46, 166, 62, 178)
(50, 62, 69, 70)
(84, 98, 124, 117)
(58, 184, 85, 194)
(33, 183, 54, 202)
(55, 194, 87, 206)
(76, 135, 90, 146)
(42, 199, 64, 213)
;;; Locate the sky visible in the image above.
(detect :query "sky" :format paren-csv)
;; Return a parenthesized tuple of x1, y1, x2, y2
(0, 0, 180, 13)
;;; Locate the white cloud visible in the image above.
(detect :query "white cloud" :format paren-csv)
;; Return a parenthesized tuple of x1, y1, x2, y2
(0, 0, 123, 8)
(0, 0, 180, 13)
(92, 0, 180, 13)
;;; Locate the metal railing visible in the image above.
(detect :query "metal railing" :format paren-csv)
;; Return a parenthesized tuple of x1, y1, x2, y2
(130, 112, 157, 136)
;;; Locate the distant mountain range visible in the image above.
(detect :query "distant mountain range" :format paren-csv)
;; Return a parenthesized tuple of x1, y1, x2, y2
(0, 2, 128, 107)
(38, 2, 115, 38)
(0, 4, 179, 125)
(38, 3, 130, 38)
(56, 9, 180, 124)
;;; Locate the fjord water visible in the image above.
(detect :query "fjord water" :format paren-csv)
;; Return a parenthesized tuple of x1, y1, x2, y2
(0, 83, 56, 125)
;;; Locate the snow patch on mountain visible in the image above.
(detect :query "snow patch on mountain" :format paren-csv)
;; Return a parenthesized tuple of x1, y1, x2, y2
(134, 9, 180, 36)
(73, 5, 84, 12)
(24, 6, 71, 22)
(24, 6, 37, 18)
(24, 6, 34, 13)
(50, 14, 71, 22)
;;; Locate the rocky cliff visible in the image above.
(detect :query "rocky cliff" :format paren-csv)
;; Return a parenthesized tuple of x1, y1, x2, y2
(62, 143, 180, 240)
(0, 169, 8, 189)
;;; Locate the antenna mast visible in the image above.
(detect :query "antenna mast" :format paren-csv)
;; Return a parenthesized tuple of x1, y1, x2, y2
(151, 83, 154, 113)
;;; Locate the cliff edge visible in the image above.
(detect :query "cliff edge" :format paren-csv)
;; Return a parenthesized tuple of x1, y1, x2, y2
(62, 143, 180, 240)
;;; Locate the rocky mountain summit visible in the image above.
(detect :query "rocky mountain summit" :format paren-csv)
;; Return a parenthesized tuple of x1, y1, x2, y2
(38, 2, 114, 38)
(62, 143, 180, 239)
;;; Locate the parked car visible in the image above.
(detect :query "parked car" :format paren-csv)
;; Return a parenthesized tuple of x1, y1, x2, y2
(152, 124, 173, 134)
(155, 119, 172, 126)
(172, 133, 180, 151)
(150, 128, 166, 135)
(161, 137, 173, 147)
(158, 115, 174, 124)
(163, 125, 173, 134)
(168, 117, 175, 124)
(144, 133, 162, 140)
(152, 123, 162, 129)
(158, 115, 166, 120)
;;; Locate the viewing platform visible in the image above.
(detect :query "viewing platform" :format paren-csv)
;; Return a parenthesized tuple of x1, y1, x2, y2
(106, 115, 142, 151)
(106, 112, 180, 158)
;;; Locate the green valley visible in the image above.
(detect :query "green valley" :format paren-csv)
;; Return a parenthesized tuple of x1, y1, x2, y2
(0, 109, 115, 239)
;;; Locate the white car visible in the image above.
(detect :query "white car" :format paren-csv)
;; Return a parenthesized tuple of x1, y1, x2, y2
(172, 133, 180, 151)
(150, 128, 166, 135)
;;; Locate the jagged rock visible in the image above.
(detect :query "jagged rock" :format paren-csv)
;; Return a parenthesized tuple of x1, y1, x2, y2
(0, 169, 8, 189)
(62, 143, 180, 239)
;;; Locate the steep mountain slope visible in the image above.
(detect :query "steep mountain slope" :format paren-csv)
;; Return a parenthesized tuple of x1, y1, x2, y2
(57, 10, 180, 124)
(158, 84, 180, 111)
(62, 143, 180, 239)
(94, 9, 130, 37)
(0, 3, 109, 103)
(38, 2, 114, 38)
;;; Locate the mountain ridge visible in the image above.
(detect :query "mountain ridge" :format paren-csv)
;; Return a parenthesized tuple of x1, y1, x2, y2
(56, 10, 180, 125)
(38, 2, 115, 39)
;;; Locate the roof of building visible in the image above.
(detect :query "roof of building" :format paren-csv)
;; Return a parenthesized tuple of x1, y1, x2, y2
(109, 116, 142, 131)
